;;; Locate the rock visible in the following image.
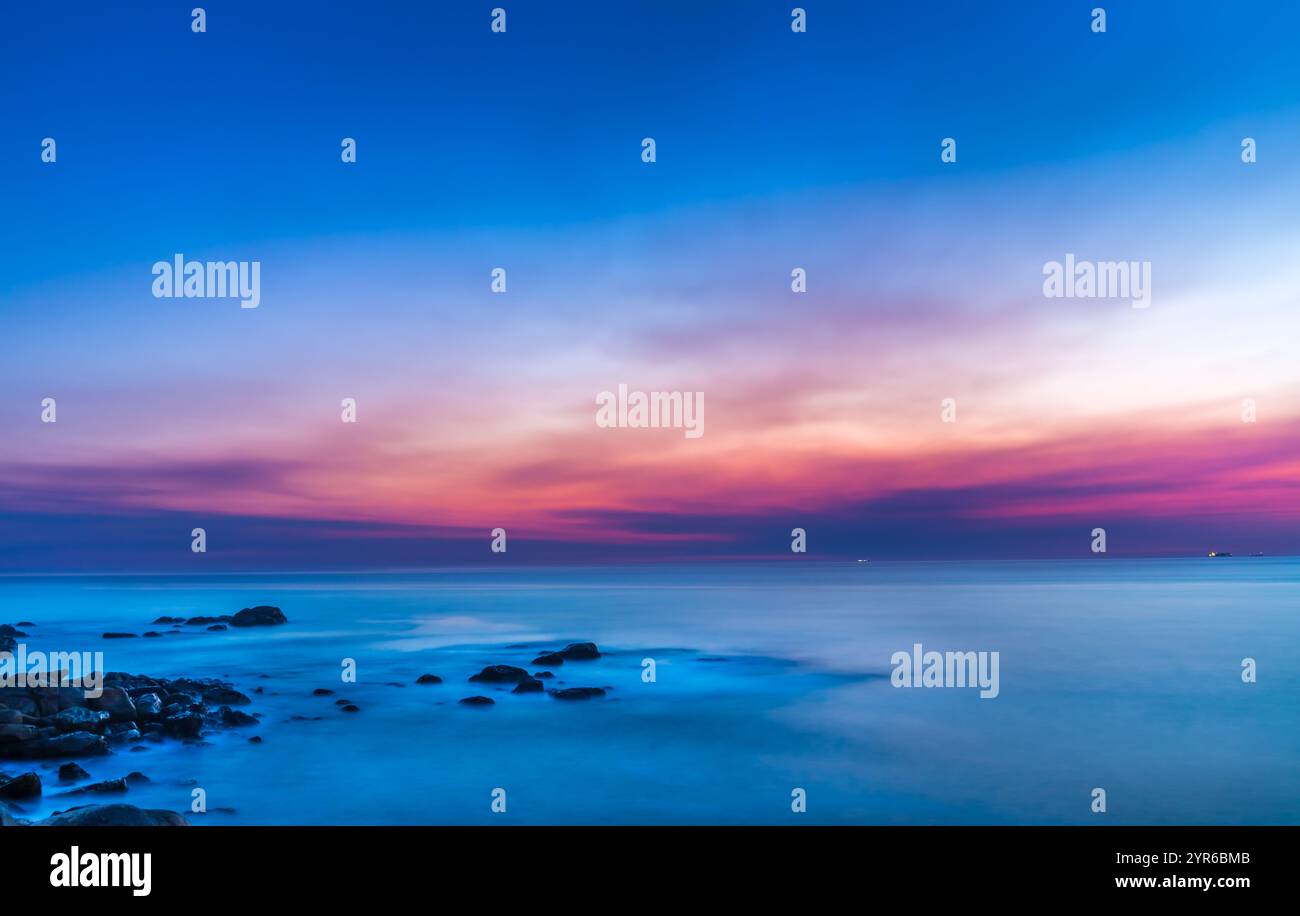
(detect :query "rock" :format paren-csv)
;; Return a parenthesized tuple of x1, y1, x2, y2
(152, 616, 186, 624)
(248, 736, 262, 744)
(511, 677, 545, 694)
(0, 723, 39, 744)
(51, 707, 110, 732)
(459, 696, 495, 706)
(533, 671, 555, 679)
(333, 699, 350, 706)
(218, 706, 257, 726)
(185, 615, 232, 626)
(15, 622, 35, 629)
(0, 771, 41, 799)
(468, 665, 531, 684)
(312, 688, 335, 696)
(206, 624, 227, 632)
(559, 642, 600, 660)
(0, 710, 23, 725)
(67, 777, 128, 795)
(230, 606, 288, 627)
(548, 687, 606, 700)
(142, 631, 163, 638)
(88, 687, 137, 722)
(39, 804, 189, 827)
(415, 674, 442, 685)
(340, 704, 360, 713)
(133, 693, 163, 720)
(125, 771, 149, 784)
(531, 652, 565, 666)
(7, 731, 109, 759)
(101, 632, 137, 639)
(58, 762, 90, 782)
(201, 686, 250, 706)
(160, 711, 203, 739)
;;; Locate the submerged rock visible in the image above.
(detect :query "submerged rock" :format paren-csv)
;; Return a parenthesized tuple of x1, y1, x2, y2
(548, 687, 606, 700)
(58, 762, 90, 782)
(468, 665, 531, 684)
(312, 688, 335, 696)
(0, 771, 41, 799)
(511, 677, 545, 694)
(152, 616, 186, 624)
(230, 605, 288, 627)
(459, 696, 495, 706)
(39, 804, 189, 827)
(415, 674, 442, 685)
(101, 632, 137, 639)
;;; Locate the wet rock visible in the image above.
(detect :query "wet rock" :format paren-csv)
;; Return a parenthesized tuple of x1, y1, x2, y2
(312, 688, 335, 696)
(0, 771, 41, 800)
(468, 665, 531, 684)
(51, 707, 110, 732)
(39, 804, 189, 827)
(548, 687, 606, 700)
(161, 711, 203, 739)
(415, 674, 442, 685)
(152, 616, 186, 624)
(531, 652, 565, 666)
(459, 696, 495, 706)
(58, 762, 91, 782)
(206, 624, 227, 632)
(66, 777, 128, 795)
(201, 686, 250, 706)
(532, 671, 555, 679)
(333, 699, 351, 706)
(230, 605, 288, 627)
(125, 771, 149, 784)
(248, 736, 262, 744)
(0, 710, 24, 725)
(9, 731, 109, 759)
(511, 677, 545, 694)
(340, 704, 360, 713)
(101, 632, 137, 639)
(0, 724, 38, 745)
(133, 693, 163, 720)
(15, 622, 36, 629)
(142, 631, 163, 638)
(88, 688, 137, 723)
(218, 706, 257, 726)
(559, 642, 600, 660)
(185, 615, 232, 626)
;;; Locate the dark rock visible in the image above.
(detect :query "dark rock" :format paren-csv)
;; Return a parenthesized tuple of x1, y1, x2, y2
(161, 711, 202, 738)
(468, 665, 531, 684)
(0, 771, 41, 799)
(531, 652, 565, 666)
(312, 688, 335, 696)
(511, 677, 545, 694)
(248, 736, 262, 744)
(39, 804, 189, 827)
(230, 606, 288, 627)
(51, 707, 109, 732)
(218, 706, 257, 726)
(206, 624, 227, 632)
(415, 674, 442, 685)
(101, 632, 137, 639)
(125, 771, 149, 784)
(559, 642, 600, 660)
(459, 696, 495, 706)
(67, 777, 128, 795)
(201, 686, 250, 706)
(548, 687, 606, 700)
(15, 622, 36, 628)
(142, 631, 163, 638)
(88, 687, 137, 722)
(533, 671, 555, 679)
(340, 704, 360, 713)
(152, 616, 186, 624)
(134, 692, 163, 720)
(333, 699, 350, 706)
(58, 762, 90, 782)
(185, 615, 232, 626)
(7, 731, 109, 759)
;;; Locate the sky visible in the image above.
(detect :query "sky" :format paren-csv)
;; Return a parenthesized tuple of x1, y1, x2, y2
(1, 1, 1298, 570)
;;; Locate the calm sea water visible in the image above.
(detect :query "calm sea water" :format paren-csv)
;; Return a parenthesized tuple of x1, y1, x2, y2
(2, 559, 1296, 825)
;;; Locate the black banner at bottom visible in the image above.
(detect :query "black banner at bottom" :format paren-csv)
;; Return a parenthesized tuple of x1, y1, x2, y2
(0, 825, 1282, 901)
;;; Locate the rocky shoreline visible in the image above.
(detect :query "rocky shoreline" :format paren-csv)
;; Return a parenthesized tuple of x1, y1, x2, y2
(2, 613, 618, 826)
(1, 610, 285, 826)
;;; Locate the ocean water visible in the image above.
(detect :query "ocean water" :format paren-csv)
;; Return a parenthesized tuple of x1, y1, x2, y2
(1, 559, 1297, 825)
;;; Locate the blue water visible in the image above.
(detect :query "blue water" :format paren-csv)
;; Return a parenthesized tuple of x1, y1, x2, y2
(2, 560, 1297, 824)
